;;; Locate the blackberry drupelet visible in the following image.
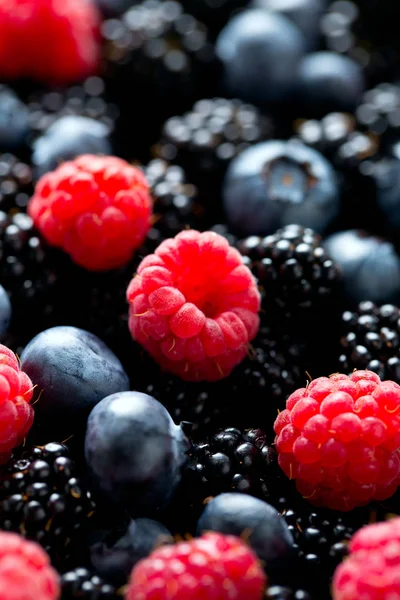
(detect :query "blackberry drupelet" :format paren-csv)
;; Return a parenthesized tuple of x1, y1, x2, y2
(339, 301, 400, 382)
(27, 77, 119, 140)
(238, 225, 340, 323)
(61, 568, 118, 599)
(0, 442, 96, 569)
(0, 153, 33, 212)
(103, 0, 219, 157)
(156, 97, 273, 218)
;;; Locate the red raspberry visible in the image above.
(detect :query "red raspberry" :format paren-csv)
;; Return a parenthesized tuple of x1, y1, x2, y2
(0, 0, 100, 84)
(274, 370, 400, 511)
(0, 531, 59, 600)
(0, 344, 34, 465)
(126, 230, 261, 381)
(333, 518, 400, 600)
(28, 155, 152, 271)
(126, 532, 266, 600)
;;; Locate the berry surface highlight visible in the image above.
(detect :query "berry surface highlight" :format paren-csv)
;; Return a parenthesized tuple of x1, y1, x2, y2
(127, 229, 261, 381)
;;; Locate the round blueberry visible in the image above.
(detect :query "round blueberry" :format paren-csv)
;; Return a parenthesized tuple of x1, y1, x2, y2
(0, 86, 29, 150)
(372, 153, 400, 230)
(32, 116, 112, 177)
(0, 284, 11, 338)
(197, 493, 294, 575)
(296, 52, 366, 116)
(253, 0, 327, 49)
(20, 326, 129, 428)
(216, 9, 305, 105)
(85, 391, 190, 513)
(324, 230, 400, 305)
(223, 139, 339, 235)
(90, 518, 173, 586)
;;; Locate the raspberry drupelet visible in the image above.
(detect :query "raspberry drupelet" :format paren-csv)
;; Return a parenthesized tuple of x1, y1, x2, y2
(0, 531, 59, 600)
(0, 344, 34, 464)
(125, 532, 266, 600)
(0, 0, 100, 85)
(333, 518, 400, 600)
(28, 155, 152, 271)
(127, 230, 261, 381)
(274, 370, 400, 511)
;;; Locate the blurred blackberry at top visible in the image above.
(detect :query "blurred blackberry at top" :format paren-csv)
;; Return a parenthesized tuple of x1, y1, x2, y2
(154, 97, 273, 222)
(102, 0, 220, 160)
(323, 0, 400, 84)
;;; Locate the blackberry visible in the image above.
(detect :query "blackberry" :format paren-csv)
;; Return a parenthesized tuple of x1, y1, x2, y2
(265, 587, 313, 600)
(102, 0, 219, 157)
(339, 301, 400, 381)
(61, 568, 118, 599)
(27, 77, 119, 140)
(155, 97, 273, 218)
(0, 153, 33, 212)
(144, 158, 204, 244)
(0, 442, 96, 569)
(238, 225, 340, 323)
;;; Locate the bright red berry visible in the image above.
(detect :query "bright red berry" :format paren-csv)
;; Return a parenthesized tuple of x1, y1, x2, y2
(125, 532, 266, 600)
(333, 518, 400, 600)
(28, 155, 152, 271)
(274, 370, 400, 511)
(0, 0, 100, 84)
(0, 344, 34, 464)
(0, 531, 59, 600)
(127, 230, 261, 381)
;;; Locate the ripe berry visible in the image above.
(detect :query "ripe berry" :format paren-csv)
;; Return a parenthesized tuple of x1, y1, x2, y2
(126, 230, 261, 382)
(126, 531, 266, 600)
(61, 567, 118, 599)
(0, 531, 59, 600)
(274, 370, 400, 511)
(0, 85, 29, 151)
(0, 0, 101, 84)
(28, 155, 152, 271)
(0, 343, 34, 464)
(332, 518, 400, 600)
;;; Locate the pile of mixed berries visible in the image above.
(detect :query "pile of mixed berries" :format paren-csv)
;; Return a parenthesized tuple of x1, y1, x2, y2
(0, 0, 400, 599)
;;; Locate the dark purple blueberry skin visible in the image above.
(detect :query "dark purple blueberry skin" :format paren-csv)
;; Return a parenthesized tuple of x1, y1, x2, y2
(21, 326, 129, 425)
(32, 115, 112, 177)
(90, 517, 173, 586)
(223, 139, 339, 236)
(216, 9, 305, 105)
(0, 85, 29, 151)
(324, 230, 400, 305)
(84, 391, 190, 514)
(0, 284, 11, 338)
(197, 493, 294, 576)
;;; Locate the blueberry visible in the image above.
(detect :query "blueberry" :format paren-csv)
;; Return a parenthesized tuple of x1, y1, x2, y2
(372, 154, 400, 230)
(0, 284, 11, 337)
(253, 0, 326, 49)
(296, 52, 366, 116)
(216, 9, 305, 105)
(90, 517, 173, 585)
(0, 86, 29, 150)
(84, 391, 190, 513)
(324, 230, 400, 305)
(20, 326, 129, 429)
(197, 493, 294, 576)
(223, 139, 339, 235)
(32, 116, 112, 177)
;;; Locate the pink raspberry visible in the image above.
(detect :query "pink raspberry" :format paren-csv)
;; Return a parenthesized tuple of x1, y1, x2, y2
(0, 0, 100, 84)
(0, 531, 59, 600)
(126, 230, 261, 381)
(333, 518, 400, 600)
(125, 532, 266, 600)
(0, 344, 34, 464)
(274, 370, 400, 511)
(28, 155, 152, 271)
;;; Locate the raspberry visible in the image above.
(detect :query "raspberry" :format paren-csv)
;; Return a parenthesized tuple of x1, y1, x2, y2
(127, 230, 261, 381)
(0, 0, 100, 84)
(332, 518, 400, 600)
(28, 155, 152, 271)
(125, 532, 266, 600)
(0, 531, 59, 600)
(274, 370, 400, 511)
(0, 344, 34, 464)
